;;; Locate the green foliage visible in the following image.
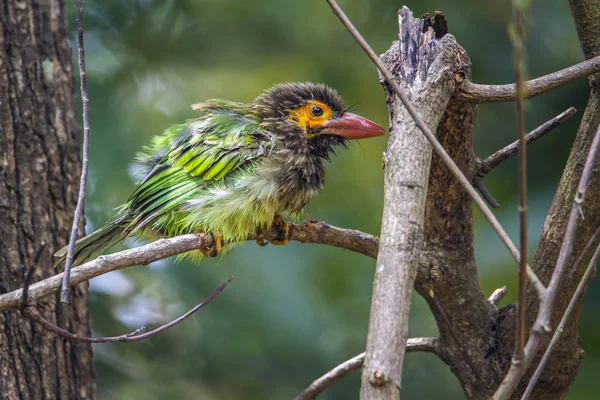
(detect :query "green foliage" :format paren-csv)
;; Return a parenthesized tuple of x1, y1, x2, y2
(71, 0, 597, 398)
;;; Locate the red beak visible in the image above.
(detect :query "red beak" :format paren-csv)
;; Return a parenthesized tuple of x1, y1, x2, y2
(320, 112, 386, 139)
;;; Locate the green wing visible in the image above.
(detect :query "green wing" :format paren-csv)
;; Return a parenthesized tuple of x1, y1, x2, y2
(122, 101, 275, 236)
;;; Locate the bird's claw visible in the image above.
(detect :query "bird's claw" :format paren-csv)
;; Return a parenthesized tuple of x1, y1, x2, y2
(270, 215, 290, 246)
(255, 216, 290, 248)
(200, 232, 223, 257)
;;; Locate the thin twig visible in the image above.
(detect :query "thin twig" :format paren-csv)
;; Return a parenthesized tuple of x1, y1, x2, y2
(429, 290, 481, 380)
(493, 123, 600, 399)
(511, 3, 528, 366)
(62, 0, 91, 304)
(325, 0, 545, 296)
(473, 107, 576, 208)
(477, 108, 577, 176)
(488, 286, 508, 308)
(293, 337, 439, 400)
(0, 221, 378, 312)
(459, 55, 600, 103)
(472, 175, 500, 208)
(538, 124, 600, 332)
(521, 241, 600, 400)
(22, 277, 233, 343)
(557, 222, 600, 300)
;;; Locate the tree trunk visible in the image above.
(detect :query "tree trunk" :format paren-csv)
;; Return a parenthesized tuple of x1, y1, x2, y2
(0, 1, 95, 399)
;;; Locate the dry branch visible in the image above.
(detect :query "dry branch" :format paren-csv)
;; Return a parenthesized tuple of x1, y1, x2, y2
(493, 123, 600, 399)
(476, 108, 577, 177)
(325, 1, 545, 298)
(294, 338, 439, 400)
(358, 8, 459, 399)
(473, 107, 576, 208)
(62, 0, 91, 304)
(21, 277, 233, 343)
(0, 222, 378, 312)
(488, 286, 508, 308)
(522, 223, 600, 399)
(458, 55, 600, 103)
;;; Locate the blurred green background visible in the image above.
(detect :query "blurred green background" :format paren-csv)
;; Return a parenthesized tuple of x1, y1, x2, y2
(65, 0, 597, 398)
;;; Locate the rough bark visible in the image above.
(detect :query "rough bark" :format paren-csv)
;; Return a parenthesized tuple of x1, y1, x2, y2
(415, 71, 498, 398)
(0, 0, 95, 399)
(360, 8, 465, 399)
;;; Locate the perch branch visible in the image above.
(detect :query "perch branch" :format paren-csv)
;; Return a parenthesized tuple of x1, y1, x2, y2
(459, 55, 600, 103)
(0, 221, 378, 312)
(325, 0, 545, 295)
(62, 0, 92, 304)
(21, 276, 233, 343)
(294, 337, 439, 400)
(493, 123, 600, 399)
(522, 227, 600, 400)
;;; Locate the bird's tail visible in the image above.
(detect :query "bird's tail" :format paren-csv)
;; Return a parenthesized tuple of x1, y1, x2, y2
(54, 215, 130, 268)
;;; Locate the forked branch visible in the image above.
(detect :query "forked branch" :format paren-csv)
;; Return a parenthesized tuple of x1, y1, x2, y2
(493, 123, 600, 399)
(324, 0, 545, 297)
(522, 223, 600, 399)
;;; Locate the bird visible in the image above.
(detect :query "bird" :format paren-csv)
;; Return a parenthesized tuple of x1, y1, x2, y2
(54, 82, 385, 266)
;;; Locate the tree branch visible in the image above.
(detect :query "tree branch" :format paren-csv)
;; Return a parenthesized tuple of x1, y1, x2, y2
(294, 338, 440, 400)
(522, 224, 600, 399)
(458, 55, 600, 103)
(488, 286, 508, 308)
(62, 0, 92, 304)
(473, 107, 577, 209)
(21, 277, 233, 343)
(493, 123, 600, 399)
(341, 7, 461, 398)
(325, 1, 545, 298)
(0, 222, 378, 312)
(476, 108, 577, 177)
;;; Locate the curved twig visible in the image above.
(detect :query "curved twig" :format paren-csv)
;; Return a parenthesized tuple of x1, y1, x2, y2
(294, 337, 439, 400)
(0, 221, 378, 312)
(458, 55, 600, 103)
(21, 277, 233, 343)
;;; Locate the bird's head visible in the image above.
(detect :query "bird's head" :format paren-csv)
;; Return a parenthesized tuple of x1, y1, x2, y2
(251, 82, 386, 146)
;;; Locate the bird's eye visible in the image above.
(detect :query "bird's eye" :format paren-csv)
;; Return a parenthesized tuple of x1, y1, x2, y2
(310, 106, 324, 117)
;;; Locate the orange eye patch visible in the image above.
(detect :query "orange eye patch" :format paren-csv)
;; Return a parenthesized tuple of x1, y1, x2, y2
(288, 101, 333, 130)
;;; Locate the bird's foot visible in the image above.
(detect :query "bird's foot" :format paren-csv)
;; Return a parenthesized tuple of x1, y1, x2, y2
(254, 216, 290, 248)
(270, 215, 290, 246)
(200, 232, 223, 257)
(255, 239, 269, 247)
